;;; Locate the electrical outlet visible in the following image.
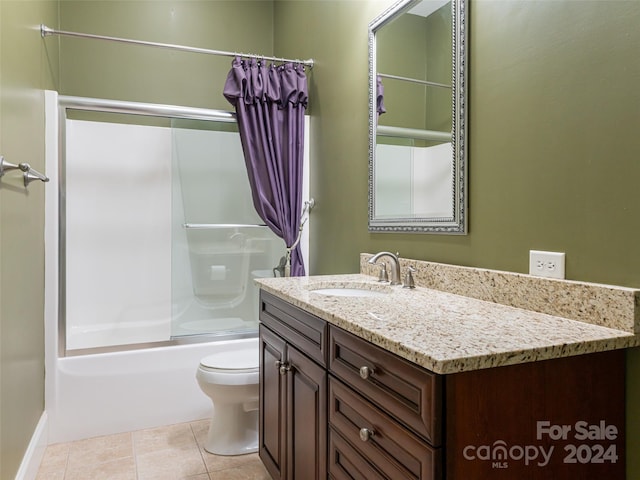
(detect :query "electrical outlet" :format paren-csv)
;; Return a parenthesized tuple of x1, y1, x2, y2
(529, 250, 565, 279)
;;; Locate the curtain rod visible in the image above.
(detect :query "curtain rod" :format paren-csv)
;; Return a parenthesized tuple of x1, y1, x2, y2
(40, 24, 314, 68)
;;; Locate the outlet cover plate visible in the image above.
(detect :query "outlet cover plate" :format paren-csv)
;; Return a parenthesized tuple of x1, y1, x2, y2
(529, 250, 566, 279)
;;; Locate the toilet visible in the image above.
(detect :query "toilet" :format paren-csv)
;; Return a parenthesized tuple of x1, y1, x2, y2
(196, 337, 259, 455)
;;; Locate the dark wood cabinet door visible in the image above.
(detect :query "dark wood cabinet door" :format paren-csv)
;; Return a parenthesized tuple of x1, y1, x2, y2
(287, 344, 327, 480)
(259, 325, 287, 480)
(260, 322, 327, 480)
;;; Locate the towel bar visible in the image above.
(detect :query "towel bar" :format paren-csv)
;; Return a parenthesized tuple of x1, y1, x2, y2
(0, 156, 50, 187)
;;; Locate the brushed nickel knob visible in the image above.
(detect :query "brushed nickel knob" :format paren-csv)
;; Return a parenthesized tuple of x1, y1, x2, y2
(359, 428, 375, 442)
(275, 360, 290, 375)
(359, 365, 375, 379)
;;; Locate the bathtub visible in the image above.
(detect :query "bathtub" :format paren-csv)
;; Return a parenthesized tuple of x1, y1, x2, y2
(45, 337, 256, 444)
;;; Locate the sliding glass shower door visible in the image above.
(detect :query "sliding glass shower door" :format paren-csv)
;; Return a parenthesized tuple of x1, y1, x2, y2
(170, 119, 284, 339)
(64, 115, 174, 351)
(62, 104, 285, 354)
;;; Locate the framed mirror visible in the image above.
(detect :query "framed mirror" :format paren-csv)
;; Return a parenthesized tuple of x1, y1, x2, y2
(368, 0, 467, 233)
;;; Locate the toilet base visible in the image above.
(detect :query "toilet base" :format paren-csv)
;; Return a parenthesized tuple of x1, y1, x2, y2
(204, 404, 258, 456)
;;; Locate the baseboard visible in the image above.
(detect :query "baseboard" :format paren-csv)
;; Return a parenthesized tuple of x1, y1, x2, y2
(14, 412, 48, 480)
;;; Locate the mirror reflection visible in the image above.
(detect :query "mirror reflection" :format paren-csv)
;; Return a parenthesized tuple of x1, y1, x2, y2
(369, 0, 467, 233)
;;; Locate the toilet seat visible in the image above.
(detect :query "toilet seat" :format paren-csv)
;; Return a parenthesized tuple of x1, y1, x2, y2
(197, 345, 259, 386)
(199, 346, 258, 373)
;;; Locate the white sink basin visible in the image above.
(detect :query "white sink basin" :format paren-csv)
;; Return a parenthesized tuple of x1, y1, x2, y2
(309, 286, 390, 298)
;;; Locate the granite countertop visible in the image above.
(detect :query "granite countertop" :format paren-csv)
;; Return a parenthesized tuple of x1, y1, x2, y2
(256, 273, 640, 374)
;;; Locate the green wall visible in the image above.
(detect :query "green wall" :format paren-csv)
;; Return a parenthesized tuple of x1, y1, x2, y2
(2, 0, 640, 477)
(0, 1, 59, 478)
(59, 0, 275, 109)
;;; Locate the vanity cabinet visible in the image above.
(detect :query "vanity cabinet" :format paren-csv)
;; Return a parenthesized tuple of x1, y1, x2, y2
(259, 290, 626, 480)
(259, 292, 327, 480)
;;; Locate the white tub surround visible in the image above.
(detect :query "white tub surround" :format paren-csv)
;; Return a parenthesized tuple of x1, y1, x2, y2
(255, 258, 639, 375)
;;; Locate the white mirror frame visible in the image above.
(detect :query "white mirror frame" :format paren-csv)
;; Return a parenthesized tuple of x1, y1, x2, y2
(368, 0, 468, 234)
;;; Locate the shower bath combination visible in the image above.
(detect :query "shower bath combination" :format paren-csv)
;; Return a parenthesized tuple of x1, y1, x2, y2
(43, 91, 310, 443)
(62, 96, 281, 352)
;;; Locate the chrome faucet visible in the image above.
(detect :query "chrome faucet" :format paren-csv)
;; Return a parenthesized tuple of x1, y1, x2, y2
(368, 251, 402, 286)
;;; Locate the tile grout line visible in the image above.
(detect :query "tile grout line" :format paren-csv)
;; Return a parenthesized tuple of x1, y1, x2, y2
(62, 444, 70, 480)
(131, 430, 140, 480)
(190, 421, 211, 477)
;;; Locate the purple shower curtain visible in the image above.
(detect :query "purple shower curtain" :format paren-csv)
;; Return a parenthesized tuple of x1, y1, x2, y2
(223, 57, 308, 276)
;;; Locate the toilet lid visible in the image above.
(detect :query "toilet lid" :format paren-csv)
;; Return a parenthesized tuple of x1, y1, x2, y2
(200, 347, 258, 371)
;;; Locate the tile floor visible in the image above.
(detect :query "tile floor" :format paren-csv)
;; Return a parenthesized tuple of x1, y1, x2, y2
(36, 419, 271, 480)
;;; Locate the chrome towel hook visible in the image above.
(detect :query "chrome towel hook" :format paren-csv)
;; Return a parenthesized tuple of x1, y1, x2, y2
(0, 156, 49, 187)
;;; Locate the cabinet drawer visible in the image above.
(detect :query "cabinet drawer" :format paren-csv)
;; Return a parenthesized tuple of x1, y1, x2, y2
(329, 377, 441, 480)
(329, 326, 442, 445)
(328, 429, 387, 480)
(260, 291, 327, 367)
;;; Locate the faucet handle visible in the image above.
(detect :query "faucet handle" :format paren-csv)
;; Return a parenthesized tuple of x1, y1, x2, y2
(376, 262, 389, 283)
(403, 266, 416, 289)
